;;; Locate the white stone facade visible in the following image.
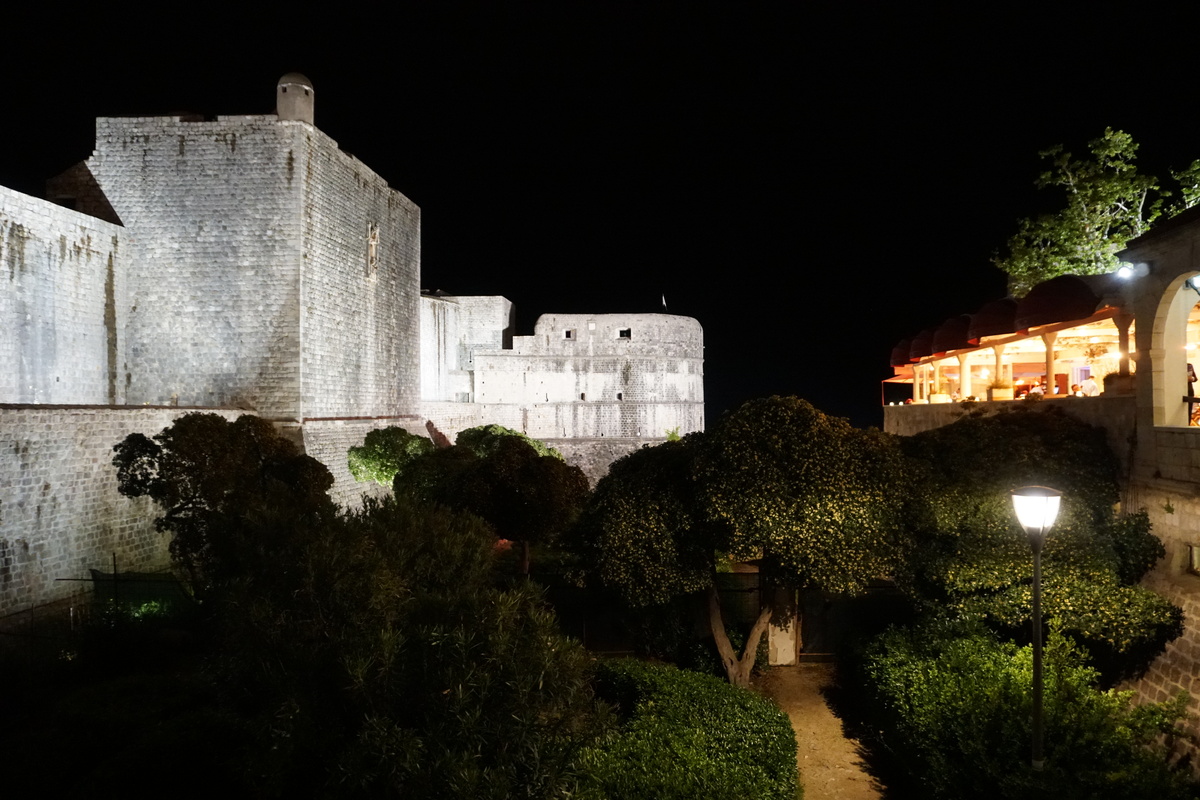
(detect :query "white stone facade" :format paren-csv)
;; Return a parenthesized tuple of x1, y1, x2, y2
(0, 76, 705, 616)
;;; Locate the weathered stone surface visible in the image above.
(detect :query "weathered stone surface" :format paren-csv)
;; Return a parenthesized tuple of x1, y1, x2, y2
(0, 79, 704, 620)
(0, 406, 241, 618)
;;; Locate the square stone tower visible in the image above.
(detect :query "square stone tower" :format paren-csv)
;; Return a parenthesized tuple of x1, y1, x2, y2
(62, 75, 421, 431)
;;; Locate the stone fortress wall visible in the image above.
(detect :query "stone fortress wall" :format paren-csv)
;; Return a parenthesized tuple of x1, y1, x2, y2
(0, 406, 243, 618)
(0, 74, 705, 617)
(1, 186, 129, 406)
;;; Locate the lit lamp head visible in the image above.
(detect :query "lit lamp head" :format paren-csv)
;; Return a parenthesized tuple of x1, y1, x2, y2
(1011, 485, 1061, 552)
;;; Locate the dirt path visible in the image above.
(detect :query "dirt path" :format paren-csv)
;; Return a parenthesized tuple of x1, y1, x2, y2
(755, 663, 882, 800)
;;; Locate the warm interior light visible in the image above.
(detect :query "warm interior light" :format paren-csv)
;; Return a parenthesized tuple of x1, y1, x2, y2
(1012, 486, 1062, 533)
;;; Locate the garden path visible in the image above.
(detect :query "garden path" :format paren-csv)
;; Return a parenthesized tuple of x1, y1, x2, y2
(756, 663, 882, 800)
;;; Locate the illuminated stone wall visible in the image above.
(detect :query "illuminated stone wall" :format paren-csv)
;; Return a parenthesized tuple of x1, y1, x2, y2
(420, 294, 514, 403)
(0, 78, 707, 621)
(0, 405, 242, 618)
(0, 187, 129, 406)
(473, 313, 704, 440)
(87, 116, 304, 418)
(300, 131, 421, 420)
(84, 115, 421, 423)
(1118, 484, 1200, 772)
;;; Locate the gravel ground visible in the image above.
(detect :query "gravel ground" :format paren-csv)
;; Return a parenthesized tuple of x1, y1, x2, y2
(755, 663, 882, 800)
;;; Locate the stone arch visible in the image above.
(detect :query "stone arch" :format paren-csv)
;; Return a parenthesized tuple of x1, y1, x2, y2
(1150, 271, 1200, 426)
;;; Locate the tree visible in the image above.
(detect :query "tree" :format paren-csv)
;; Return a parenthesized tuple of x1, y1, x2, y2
(112, 413, 336, 595)
(386, 425, 590, 574)
(347, 426, 434, 486)
(572, 397, 912, 687)
(693, 396, 911, 685)
(217, 495, 608, 798)
(993, 128, 1162, 296)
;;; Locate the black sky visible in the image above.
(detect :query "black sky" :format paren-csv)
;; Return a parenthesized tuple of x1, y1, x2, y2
(7, 4, 1200, 428)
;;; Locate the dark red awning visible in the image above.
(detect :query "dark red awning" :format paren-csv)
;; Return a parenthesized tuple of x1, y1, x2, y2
(968, 298, 1018, 344)
(1013, 274, 1122, 332)
(931, 314, 972, 355)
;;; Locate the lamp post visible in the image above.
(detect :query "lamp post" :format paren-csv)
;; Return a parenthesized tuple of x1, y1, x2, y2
(1011, 485, 1061, 772)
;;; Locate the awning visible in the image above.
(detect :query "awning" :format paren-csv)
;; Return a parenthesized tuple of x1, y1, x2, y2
(931, 314, 972, 355)
(968, 297, 1018, 344)
(1013, 274, 1120, 332)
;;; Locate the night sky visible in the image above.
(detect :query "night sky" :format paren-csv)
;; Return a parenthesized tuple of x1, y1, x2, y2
(7, 5, 1200, 428)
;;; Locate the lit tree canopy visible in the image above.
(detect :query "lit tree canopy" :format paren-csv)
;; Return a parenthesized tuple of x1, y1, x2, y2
(993, 128, 1161, 297)
(347, 426, 434, 486)
(571, 396, 913, 686)
(693, 396, 908, 595)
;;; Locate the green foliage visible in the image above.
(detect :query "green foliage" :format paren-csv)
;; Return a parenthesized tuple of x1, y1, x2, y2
(665, 426, 681, 441)
(862, 621, 1194, 800)
(390, 424, 587, 573)
(694, 396, 911, 595)
(456, 424, 564, 460)
(570, 438, 715, 607)
(573, 398, 912, 609)
(897, 406, 1179, 680)
(574, 659, 798, 800)
(347, 426, 434, 486)
(217, 495, 608, 798)
(1171, 158, 1200, 212)
(112, 413, 336, 594)
(1109, 511, 1165, 585)
(993, 128, 1162, 296)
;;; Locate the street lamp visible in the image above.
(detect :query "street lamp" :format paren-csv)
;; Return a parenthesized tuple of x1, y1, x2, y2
(1011, 485, 1061, 772)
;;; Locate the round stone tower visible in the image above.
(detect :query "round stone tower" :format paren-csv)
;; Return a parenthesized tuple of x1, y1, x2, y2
(276, 73, 314, 124)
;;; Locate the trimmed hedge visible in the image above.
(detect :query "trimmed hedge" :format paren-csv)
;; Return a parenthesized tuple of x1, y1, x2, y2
(861, 620, 1194, 800)
(574, 659, 799, 800)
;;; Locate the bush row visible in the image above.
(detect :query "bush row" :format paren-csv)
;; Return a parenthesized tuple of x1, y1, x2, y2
(573, 658, 799, 800)
(858, 619, 1194, 800)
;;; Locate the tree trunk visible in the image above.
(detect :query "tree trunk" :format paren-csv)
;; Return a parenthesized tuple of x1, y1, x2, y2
(707, 585, 773, 689)
(521, 539, 531, 575)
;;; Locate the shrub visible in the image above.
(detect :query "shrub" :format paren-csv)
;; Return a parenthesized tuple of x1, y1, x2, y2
(574, 659, 798, 800)
(861, 619, 1194, 800)
(347, 426, 434, 486)
(897, 407, 1181, 680)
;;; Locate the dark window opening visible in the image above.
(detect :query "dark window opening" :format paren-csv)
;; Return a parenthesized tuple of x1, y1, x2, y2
(618, 328, 632, 339)
(617, 392, 623, 400)
(580, 393, 586, 401)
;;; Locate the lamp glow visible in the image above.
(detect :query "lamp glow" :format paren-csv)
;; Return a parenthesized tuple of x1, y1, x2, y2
(1012, 486, 1061, 537)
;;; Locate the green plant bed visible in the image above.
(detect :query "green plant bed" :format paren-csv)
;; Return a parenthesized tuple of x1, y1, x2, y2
(574, 659, 799, 800)
(859, 620, 1196, 800)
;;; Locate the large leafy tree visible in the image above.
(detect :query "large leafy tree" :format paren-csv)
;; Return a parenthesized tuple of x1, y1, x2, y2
(993, 128, 1162, 296)
(112, 413, 336, 595)
(572, 397, 912, 687)
(371, 424, 589, 574)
